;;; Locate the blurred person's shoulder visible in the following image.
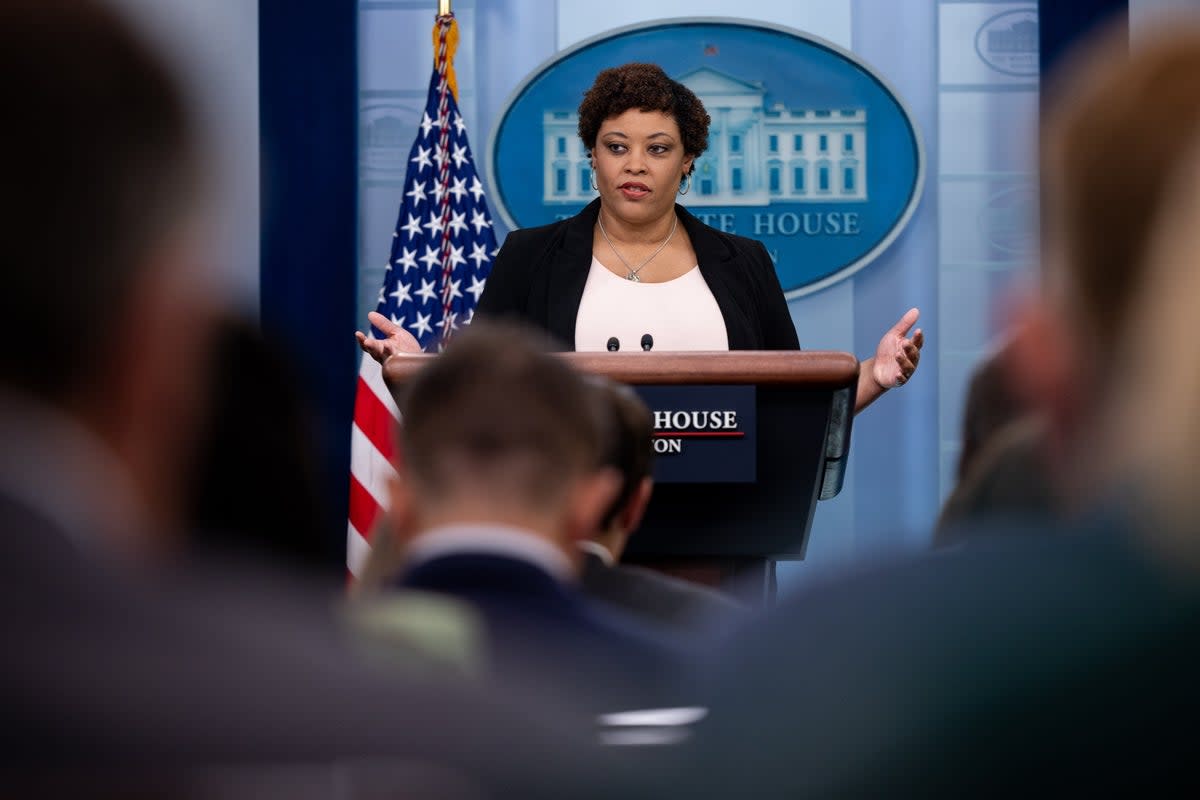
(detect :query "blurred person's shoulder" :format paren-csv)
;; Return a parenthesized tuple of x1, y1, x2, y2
(686, 514, 1200, 795)
(2, 602, 645, 800)
(722, 511, 1200, 680)
(934, 416, 1057, 543)
(0, 531, 625, 795)
(581, 555, 746, 633)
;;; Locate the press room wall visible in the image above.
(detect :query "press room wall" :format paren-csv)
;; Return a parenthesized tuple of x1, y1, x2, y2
(113, 0, 1178, 573)
(358, 0, 987, 586)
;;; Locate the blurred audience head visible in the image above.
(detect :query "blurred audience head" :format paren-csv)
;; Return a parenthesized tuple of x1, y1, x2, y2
(1013, 22, 1200, 500)
(1037, 25, 1200, 353)
(589, 378, 655, 561)
(185, 315, 334, 575)
(1100, 135, 1200, 567)
(0, 0, 217, 543)
(386, 322, 619, 565)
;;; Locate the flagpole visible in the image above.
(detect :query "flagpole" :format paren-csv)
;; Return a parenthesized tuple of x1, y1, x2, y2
(433, 9, 458, 343)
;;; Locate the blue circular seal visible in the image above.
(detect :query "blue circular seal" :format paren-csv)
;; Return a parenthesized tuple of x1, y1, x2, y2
(974, 9, 1039, 78)
(488, 18, 925, 297)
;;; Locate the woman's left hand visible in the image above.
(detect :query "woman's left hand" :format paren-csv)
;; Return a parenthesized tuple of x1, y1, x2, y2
(872, 307, 924, 389)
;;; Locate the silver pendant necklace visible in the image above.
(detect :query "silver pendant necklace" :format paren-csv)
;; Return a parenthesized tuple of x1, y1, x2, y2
(597, 212, 678, 282)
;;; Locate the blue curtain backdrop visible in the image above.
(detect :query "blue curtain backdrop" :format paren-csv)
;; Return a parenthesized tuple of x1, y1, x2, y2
(259, 0, 358, 567)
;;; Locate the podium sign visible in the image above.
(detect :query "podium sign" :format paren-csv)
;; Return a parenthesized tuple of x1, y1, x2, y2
(631, 383, 849, 559)
(562, 351, 856, 560)
(638, 385, 757, 484)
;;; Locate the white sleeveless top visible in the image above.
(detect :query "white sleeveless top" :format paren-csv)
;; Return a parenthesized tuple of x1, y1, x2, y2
(574, 257, 730, 352)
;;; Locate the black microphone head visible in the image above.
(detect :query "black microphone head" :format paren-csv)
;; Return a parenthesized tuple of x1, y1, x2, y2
(607, 336, 620, 352)
(640, 333, 654, 351)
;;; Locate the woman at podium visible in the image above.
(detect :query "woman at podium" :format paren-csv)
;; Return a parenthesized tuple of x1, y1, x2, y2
(359, 63, 922, 413)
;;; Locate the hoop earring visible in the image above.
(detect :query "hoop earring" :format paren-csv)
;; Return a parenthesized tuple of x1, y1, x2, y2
(590, 168, 598, 191)
(678, 173, 692, 196)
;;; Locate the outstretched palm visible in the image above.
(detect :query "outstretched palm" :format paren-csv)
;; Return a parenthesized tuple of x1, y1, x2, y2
(355, 311, 423, 364)
(872, 307, 924, 389)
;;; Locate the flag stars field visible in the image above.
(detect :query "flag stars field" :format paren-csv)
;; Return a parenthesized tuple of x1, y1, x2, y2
(389, 280, 412, 305)
(402, 214, 422, 239)
(415, 278, 438, 304)
(395, 247, 418, 273)
(420, 245, 441, 270)
(406, 180, 427, 207)
(469, 176, 486, 202)
(468, 242, 489, 268)
(410, 311, 433, 338)
(410, 144, 432, 171)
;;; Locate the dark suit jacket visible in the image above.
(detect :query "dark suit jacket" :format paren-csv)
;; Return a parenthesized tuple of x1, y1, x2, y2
(399, 552, 690, 712)
(580, 551, 744, 633)
(477, 198, 800, 350)
(0, 490, 634, 796)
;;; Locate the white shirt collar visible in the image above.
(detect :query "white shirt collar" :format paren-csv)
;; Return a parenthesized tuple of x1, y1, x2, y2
(577, 540, 616, 568)
(405, 523, 576, 582)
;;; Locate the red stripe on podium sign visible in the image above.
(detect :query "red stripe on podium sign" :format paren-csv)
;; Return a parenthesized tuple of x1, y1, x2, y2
(653, 431, 746, 438)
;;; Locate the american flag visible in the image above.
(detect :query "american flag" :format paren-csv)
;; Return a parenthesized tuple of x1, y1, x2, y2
(347, 14, 497, 577)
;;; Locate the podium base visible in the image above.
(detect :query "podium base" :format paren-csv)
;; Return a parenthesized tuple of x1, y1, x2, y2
(620, 556, 777, 608)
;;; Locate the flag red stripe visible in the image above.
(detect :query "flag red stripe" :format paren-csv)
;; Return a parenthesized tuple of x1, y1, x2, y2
(354, 376, 397, 463)
(348, 474, 381, 543)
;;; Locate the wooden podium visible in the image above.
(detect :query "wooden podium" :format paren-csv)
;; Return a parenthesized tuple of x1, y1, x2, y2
(384, 351, 858, 605)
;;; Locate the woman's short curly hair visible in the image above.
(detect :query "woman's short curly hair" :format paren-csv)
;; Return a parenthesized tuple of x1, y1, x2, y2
(577, 63, 710, 174)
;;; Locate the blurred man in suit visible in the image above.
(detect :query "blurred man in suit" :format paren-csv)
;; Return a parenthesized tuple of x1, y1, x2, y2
(678, 23, 1200, 798)
(0, 2, 639, 795)
(384, 323, 690, 714)
(579, 379, 743, 632)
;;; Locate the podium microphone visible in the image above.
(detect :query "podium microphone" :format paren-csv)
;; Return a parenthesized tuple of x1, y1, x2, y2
(607, 336, 620, 352)
(640, 333, 654, 351)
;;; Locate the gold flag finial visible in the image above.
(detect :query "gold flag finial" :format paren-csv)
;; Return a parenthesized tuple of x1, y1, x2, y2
(438, 0, 451, 16)
(431, 9, 459, 100)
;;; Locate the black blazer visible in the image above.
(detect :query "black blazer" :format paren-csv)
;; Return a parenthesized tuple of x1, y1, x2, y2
(477, 198, 801, 351)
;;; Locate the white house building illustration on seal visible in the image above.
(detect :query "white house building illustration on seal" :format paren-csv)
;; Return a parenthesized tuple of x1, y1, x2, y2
(542, 67, 867, 206)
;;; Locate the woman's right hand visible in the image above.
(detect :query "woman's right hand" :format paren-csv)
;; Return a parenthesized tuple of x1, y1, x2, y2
(355, 311, 423, 363)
